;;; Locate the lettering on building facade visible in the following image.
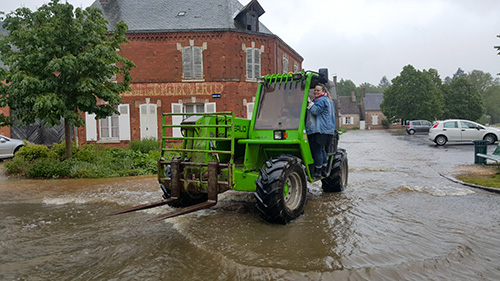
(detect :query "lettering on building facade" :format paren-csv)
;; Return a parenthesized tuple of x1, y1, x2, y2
(122, 83, 225, 97)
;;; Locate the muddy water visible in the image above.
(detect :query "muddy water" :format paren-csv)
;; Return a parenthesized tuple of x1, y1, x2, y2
(1, 130, 500, 281)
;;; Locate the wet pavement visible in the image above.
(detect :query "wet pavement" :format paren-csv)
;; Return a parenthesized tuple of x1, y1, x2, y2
(1, 130, 499, 281)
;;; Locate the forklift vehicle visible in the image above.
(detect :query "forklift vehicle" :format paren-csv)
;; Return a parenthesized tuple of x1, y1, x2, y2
(110, 69, 348, 224)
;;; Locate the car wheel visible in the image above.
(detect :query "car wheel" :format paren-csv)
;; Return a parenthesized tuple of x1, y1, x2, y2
(435, 135, 447, 146)
(483, 134, 497, 145)
(13, 146, 23, 156)
(407, 129, 415, 135)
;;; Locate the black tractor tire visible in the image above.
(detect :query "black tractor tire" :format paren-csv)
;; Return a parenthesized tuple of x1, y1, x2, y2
(321, 149, 348, 193)
(483, 134, 497, 145)
(255, 155, 307, 224)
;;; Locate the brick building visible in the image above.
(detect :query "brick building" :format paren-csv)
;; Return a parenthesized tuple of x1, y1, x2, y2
(80, 0, 303, 147)
(338, 92, 361, 129)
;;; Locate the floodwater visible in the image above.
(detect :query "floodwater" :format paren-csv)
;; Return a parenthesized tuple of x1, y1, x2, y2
(1, 130, 499, 281)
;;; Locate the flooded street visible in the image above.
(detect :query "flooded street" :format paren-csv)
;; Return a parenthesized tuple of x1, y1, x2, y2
(1, 130, 499, 280)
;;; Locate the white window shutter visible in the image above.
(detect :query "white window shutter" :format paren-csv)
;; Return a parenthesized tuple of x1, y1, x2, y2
(150, 104, 158, 140)
(182, 46, 192, 79)
(85, 113, 97, 141)
(204, 102, 216, 113)
(246, 49, 253, 78)
(254, 48, 260, 77)
(118, 104, 130, 140)
(171, 103, 183, 137)
(246, 102, 254, 119)
(193, 46, 203, 79)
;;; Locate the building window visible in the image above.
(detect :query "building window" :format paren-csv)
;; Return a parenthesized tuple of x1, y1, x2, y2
(371, 114, 379, 125)
(99, 114, 119, 139)
(86, 104, 130, 141)
(246, 48, 261, 80)
(185, 104, 205, 113)
(182, 46, 203, 80)
(344, 116, 352, 125)
(282, 55, 288, 73)
(171, 102, 216, 137)
(293, 62, 299, 72)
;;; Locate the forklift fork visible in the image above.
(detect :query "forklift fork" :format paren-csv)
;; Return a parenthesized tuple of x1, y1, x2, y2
(108, 160, 220, 222)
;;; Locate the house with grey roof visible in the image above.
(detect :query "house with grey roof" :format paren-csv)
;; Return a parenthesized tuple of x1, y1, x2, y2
(76, 0, 304, 145)
(337, 92, 361, 129)
(361, 93, 399, 129)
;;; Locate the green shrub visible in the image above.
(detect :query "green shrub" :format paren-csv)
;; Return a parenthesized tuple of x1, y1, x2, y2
(49, 142, 79, 159)
(5, 142, 162, 179)
(16, 144, 50, 161)
(68, 160, 118, 178)
(129, 138, 160, 154)
(25, 159, 71, 179)
(4, 156, 26, 175)
(352, 126, 360, 130)
(74, 144, 108, 163)
(382, 119, 390, 129)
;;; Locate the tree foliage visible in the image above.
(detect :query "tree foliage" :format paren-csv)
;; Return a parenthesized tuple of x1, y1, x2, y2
(378, 76, 391, 89)
(337, 79, 357, 97)
(441, 77, 485, 121)
(380, 65, 443, 122)
(0, 0, 135, 158)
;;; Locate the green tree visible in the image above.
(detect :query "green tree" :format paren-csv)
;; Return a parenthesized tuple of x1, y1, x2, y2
(466, 70, 496, 92)
(484, 84, 500, 124)
(495, 34, 500, 75)
(380, 65, 443, 122)
(359, 82, 383, 94)
(452, 67, 466, 79)
(441, 77, 485, 121)
(0, 0, 135, 159)
(378, 76, 391, 89)
(337, 78, 357, 97)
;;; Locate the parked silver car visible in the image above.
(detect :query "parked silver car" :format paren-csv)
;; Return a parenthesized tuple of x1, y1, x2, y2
(0, 135, 24, 159)
(406, 120, 433, 135)
(428, 119, 500, 146)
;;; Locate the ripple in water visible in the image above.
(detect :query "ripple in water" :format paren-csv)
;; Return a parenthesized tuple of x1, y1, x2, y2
(397, 185, 475, 196)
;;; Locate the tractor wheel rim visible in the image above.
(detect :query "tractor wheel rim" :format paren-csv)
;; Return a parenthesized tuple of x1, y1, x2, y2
(284, 171, 302, 210)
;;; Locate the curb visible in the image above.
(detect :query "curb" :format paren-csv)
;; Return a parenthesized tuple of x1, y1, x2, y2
(439, 173, 500, 194)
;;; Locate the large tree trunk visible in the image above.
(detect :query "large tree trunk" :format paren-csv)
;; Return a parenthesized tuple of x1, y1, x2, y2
(64, 118, 72, 159)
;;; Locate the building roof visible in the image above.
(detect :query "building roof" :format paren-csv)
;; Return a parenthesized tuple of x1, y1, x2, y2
(363, 93, 384, 111)
(91, 0, 273, 34)
(338, 96, 360, 115)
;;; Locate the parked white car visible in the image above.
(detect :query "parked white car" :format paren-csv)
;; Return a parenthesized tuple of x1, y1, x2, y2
(429, 119, 500, 146)
(0, 135, 24, 159)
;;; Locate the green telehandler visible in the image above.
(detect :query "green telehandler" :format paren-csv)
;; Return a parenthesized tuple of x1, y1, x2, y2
(110, 69, 348, 224)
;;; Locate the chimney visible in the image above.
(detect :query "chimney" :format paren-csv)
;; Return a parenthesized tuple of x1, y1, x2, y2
(100, 0, 108, 3)
(351, 91, 356, 103)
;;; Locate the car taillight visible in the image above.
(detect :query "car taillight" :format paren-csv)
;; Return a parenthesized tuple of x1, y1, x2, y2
(432, 123, 439, 129)
(407, 125, 410, 129)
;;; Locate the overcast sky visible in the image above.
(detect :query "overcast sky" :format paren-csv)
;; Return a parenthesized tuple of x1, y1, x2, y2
(2, 0, 500, 85)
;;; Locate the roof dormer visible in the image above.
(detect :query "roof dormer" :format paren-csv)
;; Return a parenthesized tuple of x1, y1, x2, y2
(234, 0, 265, 32)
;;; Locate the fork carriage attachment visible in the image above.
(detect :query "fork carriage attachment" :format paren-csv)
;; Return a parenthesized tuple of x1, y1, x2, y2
(109, 112, 241, 222)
